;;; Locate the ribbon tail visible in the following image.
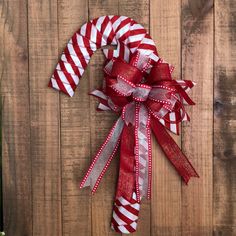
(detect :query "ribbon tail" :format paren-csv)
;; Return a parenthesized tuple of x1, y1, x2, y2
(111, 123, 141, 234)
(115, 123, 136, 201)
(134, 104, 152, 201)
(177, 87, 195, 105)
(80, 117, 124, 193)
(112, 105, 151, 234)
(150, 116, 199, 184)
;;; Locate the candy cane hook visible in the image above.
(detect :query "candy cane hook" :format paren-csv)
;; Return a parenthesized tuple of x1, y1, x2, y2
(49, 15, 158, 97)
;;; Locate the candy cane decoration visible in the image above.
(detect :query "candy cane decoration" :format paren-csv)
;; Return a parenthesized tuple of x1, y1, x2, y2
(48, 15, 199, 234)
(49, 15, 158, 96)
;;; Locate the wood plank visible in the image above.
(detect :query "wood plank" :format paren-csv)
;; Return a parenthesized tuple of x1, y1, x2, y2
(119, 0, 149, 29)
(2, 1, 231, 235)
(28, 0, 62, 235)
(0, 0, 32, 235)
(181, 0, 213, 235)
(150, 1, 182, 235)
(214, 1, 236, 235)
(57, 1, 91, 235)
(118, 1, 150, 235)
(88, 2, 119, 236)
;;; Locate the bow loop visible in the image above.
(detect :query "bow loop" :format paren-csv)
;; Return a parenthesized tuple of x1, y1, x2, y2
(111, 75, 136, 97)
(111, 59, 143, 84)
(147, 63, 172, 84)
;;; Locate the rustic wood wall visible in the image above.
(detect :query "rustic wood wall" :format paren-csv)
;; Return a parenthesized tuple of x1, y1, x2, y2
(0, 0, 235, 235)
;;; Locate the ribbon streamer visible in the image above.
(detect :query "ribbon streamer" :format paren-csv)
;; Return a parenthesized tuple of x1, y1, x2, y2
(48, 15, 199, 234)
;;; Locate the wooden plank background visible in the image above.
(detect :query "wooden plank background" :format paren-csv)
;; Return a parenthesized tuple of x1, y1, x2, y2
(0, 0, 235, 235)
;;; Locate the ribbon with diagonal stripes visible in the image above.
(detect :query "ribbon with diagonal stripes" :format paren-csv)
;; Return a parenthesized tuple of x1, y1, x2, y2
(48, 15, 199, 234)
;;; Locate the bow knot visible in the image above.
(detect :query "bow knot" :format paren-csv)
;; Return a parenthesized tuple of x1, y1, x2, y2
(111, 76, 152, 102)
(106, 57, 195, 126)
(81, 52, 199, 203)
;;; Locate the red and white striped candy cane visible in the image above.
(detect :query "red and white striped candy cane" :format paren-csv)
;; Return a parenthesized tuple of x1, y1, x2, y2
(48, 15, 159, 234)
(49, 15, 158, 96)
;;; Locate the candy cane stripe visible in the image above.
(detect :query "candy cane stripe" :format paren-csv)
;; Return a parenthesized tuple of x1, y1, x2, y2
(111, 192, 140, 234)
(49, 15, 161, 234)
(49, 15, 159, 99)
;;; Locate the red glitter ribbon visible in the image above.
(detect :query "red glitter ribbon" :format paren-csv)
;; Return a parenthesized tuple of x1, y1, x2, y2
(80, 52, 199, 203)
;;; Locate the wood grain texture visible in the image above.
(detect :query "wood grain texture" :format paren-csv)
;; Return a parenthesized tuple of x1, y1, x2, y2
(1, 0, 32, 235)
(28, 0, 62, 235)
(1, 1, 236, 236)
(88, 1, 119, 236)
(57, 1, 91, 236)
(214, 1, 236, 235)
(150, 1, 182, 235)
(181, 0, 213, 235)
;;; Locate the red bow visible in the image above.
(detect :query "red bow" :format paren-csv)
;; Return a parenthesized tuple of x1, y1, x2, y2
(80, 52, 199, 202)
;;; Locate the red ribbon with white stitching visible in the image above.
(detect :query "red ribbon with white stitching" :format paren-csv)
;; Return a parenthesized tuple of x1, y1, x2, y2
(48, 15, 199, 234)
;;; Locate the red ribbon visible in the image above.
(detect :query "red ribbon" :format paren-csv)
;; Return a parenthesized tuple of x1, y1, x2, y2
(80, 52, 199, 202)
(116, 124, 136, 200)
(150, 117, 199, 184)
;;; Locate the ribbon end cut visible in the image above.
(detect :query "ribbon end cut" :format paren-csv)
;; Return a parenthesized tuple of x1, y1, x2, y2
(79, 182, 85, 189)
(48, 80, 52, 88)
(79, 178, 90, 189)
(183, 172, 200, 185)
(79, 182, 96, 196)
